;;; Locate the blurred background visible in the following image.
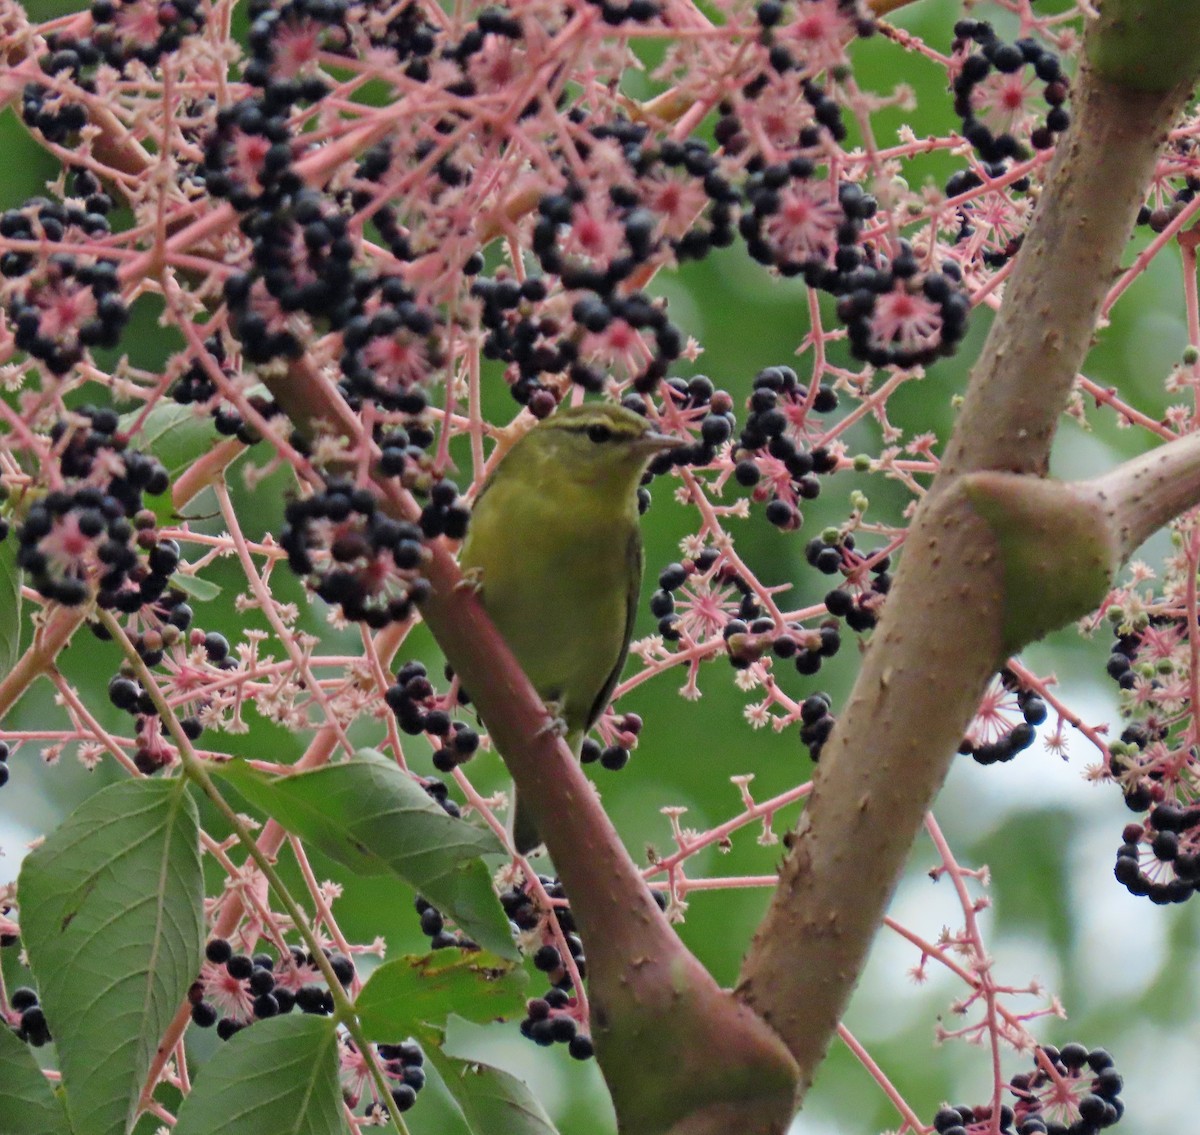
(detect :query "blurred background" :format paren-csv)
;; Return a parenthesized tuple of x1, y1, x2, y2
(2, 0, 1195, 1132)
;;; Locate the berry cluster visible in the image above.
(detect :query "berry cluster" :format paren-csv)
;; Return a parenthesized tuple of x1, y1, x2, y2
(959, 673, 1046, 766)
(0, 741, 9, 789)
(243, 0, 349, 109)
(650, 549, 763, 644)
(1114, 802, 1200, 905)
(21, 0, 204, 141)
(0, 173, 112, 276)
(340, 278, 444, 415)
(91, 0, 206, 68)
(105, 627, 232, 770)
(414, 896, 479, 951)
(190, 937, 354, 1039)
(8, 986, 51, 1047)
(7, 251, 127, 376)
(813, 531, 891, 634)
(578, 712, 643, 773)
(503, 875, 595, 1060)
(1135, 169, 1200, 233)
(730, 366, 838, 531)
(367, 1040, 427, 1115)
(799, 692, 835, 761)
(931, 1102, 1014, 1135)
(280, 480, 430, 627)
(475, 270, 683, 407)
(1099, 605, 1200, 903)
(384, 660, 478, 773)
(13, 408, 175, 611)
(170, 334, 283, 445)
(1009, 1045, 1124, 1135)
(950, 21, 1069, 168)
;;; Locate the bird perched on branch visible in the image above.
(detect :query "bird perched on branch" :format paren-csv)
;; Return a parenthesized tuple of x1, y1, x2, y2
(459, 401, 677, 853)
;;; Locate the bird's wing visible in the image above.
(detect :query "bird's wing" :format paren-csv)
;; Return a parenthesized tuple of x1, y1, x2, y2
(585, 524, 642, 731)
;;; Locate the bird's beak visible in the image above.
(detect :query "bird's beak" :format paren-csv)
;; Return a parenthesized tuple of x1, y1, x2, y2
(638, 431, 682, 455)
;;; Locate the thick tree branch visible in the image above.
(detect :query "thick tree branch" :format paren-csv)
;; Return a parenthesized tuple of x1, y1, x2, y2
(737, 23, 1200, 1101)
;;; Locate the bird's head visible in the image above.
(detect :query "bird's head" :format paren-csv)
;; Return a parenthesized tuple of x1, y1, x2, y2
(525, 402, 679, 495)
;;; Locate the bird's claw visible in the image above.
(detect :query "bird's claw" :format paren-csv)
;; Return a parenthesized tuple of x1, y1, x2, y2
(457, 566, 484, 593)
(536, 700, 568, 740)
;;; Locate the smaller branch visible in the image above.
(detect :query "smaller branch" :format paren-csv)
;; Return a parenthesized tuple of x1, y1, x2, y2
(0, 606, 85, 719)
(1087, 429, 1200, 562)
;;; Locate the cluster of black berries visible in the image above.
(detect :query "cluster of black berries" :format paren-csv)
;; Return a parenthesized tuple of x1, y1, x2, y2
(384, 661, 478, 772)
(109, 629, 230, 711)
(1, 174, 113, 278)
(21, 80, 90, 145)
(960, 672, 1046, 766)
(9, 986, 51, 1047)
(0, 741, 9, 789)
(422, 776, 463, 818)
(368, 1040, 428, 1115)
(474, 266, 683, 406)
(578, 713, 642, 772)
(8, 252, 127, 375)
(931, 1102, 1014, 1135)
(1135, 171, 1200, 233)
(950, 21, 1069, 166)
(376, 421, 436, 478)
(90, 0, 206, 67)
(817, 535, 891, 634)
(414, 896, 480, 951)
(1103, 627, 1143, 693)
(502, 876, 595, 1060)
(1106, 720, 1167, 814)
(13, 406, 179, 610)
(650, 548, 763, 643)
(203, 100, 301, 216)
(1114, 802, 1200, 905)
(752, 0, 874, 76)
(244, 0, 349, 111)
(239, 188, 359, 326)
(837, 242, 969, 368)
(191, 938, 355, 1039)
(577, 0, 660, 27)
(340, 278, 445, 414)
(534, 118, 735, 289)
(171, 335, 284, 445)
(16, 488, 131, 608)
(23, 0, 205, 141)
(631, 377, 737, 476)
(730, 367, 838, 531)
(1009, 1045, 1124, 1135)
(280, 480, 430, 627)
(799, 692, 835, 760)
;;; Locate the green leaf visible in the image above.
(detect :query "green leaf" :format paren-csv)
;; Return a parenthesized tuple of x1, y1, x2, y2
(426, 1034, 559, 1135)
(173, 1015, 345, 1135)
(18, 779, 205, 1135)
(214, 750, 516, 959)
(0, 531, 22, 674)
(120, 402, 219, 481)
(167, 573, 222, 603)
(357, 951, 526, 1040)
(0, 1025, 71, 1135)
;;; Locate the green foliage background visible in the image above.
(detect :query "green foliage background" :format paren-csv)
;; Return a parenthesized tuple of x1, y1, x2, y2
(1, 1, 1195, 1132)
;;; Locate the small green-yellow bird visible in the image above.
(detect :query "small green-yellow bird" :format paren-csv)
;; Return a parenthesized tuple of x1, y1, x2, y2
(459, 401, 677, 853)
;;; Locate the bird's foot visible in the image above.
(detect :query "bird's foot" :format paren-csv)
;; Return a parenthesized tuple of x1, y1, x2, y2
(456, 566, 484, 593)
(536, 700, 569, 741)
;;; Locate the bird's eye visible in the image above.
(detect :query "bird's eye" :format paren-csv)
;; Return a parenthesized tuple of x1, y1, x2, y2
(586, 424, 613, 444)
